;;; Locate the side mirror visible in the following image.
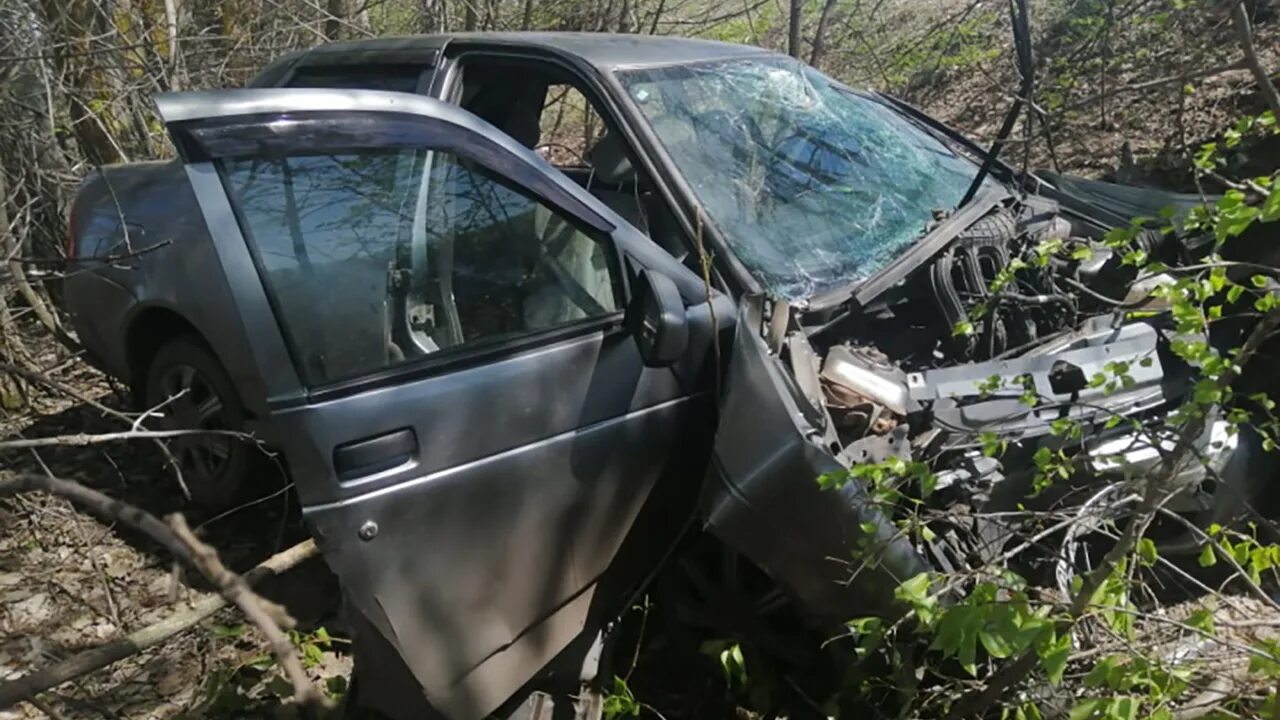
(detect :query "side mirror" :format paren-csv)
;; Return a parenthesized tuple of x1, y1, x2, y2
(626, 269, 689, 367)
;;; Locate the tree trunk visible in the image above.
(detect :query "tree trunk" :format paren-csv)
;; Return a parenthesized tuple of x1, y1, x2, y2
(464, 0, 477, 30)
(787, 0, 803, 59)
(1230, 0, 1280, 116)
(617, 0, 631, 32)
(163, 0, 184, 90)
(0, 171, 78, 354)
(646, 0, 666, 34)
(420, 0, 440, 32)
(808, 0, 838, 66)
(323, 0, 345, 40)
(38, 0, 128, 166)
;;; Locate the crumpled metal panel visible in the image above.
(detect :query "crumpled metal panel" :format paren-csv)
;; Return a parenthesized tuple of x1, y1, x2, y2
(908, 318, 1168, 439)
(703, 301, 927, 622)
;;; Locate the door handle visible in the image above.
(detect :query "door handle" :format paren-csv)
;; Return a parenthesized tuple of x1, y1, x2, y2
(334, 427, 418, 481)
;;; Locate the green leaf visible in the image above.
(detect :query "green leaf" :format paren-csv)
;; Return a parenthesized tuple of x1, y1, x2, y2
(245, 653, 275, 670)
(1111, 697, 1139, 720)
(1070, 245, 1094, 261)
(325, 674, 349, 698)
(1084, 655, 1123, 689)
(1070, 699, 1104, 720)
(209, 624, 248, 639)
(1216, 204, 1259, 242)
(1262, 185, 1280, 223)
(1186, 607, 1215, 635)
(265, 675, 294, 699)
(817, 470, 850, 490)
(302, 642, 325, 668)
(1137, 538, 1158, 566)
(1198, 544, 1217, 567)
(1248, 639, 1280, 677)
(1209, 267, 1228, 292)
(602, 676, 640, 718)
(895, 573, 933, 606)
(979, 627, 1014, 658)
(1038, 631, 1072, 686)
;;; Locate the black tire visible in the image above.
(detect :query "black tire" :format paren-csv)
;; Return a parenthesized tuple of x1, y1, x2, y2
(144, 336, 252, 508)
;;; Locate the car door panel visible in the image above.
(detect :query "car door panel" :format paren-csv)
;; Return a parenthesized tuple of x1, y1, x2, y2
(157, 88, 726, 720)
(274, 327, 707, 503)
(306, 393, 696, 715)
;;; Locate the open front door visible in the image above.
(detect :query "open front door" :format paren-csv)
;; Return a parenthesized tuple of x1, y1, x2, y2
(157, 89, 727, 719)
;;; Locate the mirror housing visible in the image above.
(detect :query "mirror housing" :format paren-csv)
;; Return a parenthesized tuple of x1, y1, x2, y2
(627, 269, 689, 367)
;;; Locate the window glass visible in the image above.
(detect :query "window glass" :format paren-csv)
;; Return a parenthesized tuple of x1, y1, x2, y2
(408, 153, 621, 351)
(221, 148, 620, 386)
(286, 64, 425, 93)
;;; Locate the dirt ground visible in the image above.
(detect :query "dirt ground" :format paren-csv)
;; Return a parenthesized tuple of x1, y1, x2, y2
(0, 342, 350, 719)
(891, 1, 1280, 188)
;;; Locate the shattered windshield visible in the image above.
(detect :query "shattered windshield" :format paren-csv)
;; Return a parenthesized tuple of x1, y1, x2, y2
(618, 57, 996, 300)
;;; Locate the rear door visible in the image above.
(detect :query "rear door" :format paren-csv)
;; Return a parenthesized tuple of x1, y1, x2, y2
(156, 89, 727, 719)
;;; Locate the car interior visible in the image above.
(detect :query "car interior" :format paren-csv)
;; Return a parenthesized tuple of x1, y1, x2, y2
(455, 59, 691, 264)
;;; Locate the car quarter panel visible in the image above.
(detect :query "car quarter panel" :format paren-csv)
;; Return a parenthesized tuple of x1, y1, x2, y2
(64, 162, 283, 417)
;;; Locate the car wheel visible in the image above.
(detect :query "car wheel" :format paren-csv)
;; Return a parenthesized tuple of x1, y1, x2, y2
(144, 336, 252, 508)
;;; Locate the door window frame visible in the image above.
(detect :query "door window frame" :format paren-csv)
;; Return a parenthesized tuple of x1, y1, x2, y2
(443, 51, 617, 168)
(436, 47, 707, 270)
(401, 148, 629, 359)
(170, 109, 634, 400)
(280, 62, 435, 94)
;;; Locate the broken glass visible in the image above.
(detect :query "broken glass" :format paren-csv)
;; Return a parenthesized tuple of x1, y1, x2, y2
(618, 58, 998, 301)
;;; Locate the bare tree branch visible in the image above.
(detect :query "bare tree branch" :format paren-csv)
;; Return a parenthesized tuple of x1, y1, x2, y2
(1229, 0, 1280, 116)
(0, 539, 318, 708)
(0, 473, 330, 713)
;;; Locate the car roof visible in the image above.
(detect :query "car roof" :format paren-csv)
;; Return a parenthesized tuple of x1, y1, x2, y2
(271, 31, 775, 73)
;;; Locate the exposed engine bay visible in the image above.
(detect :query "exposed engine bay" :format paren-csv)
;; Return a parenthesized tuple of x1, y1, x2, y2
(785, 193, 1184, 444)
(712, 190, 1262, 609)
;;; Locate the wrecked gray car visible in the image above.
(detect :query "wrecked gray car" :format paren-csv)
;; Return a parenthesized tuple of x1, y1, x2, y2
(60, 33, 1257, 720)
